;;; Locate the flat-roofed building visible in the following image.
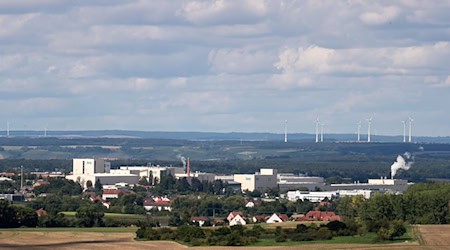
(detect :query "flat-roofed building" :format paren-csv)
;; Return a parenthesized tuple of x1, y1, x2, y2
(278, 174, 326, 191)
(234, 168, 278, 192)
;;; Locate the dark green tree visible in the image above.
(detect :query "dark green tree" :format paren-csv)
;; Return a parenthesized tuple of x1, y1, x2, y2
(76, 205, 104, 227)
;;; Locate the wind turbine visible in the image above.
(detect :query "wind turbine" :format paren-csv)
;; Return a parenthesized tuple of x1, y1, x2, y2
(357, 121, 361, 142)
(6, 121, 10, 137)
(408, 117, 413, 143)
(320, 123, 324, 143)
(284, 120, 288, 143)
(402, 120, 406, 143)
(366, 117, 373, 143)
(315, 117, 320, 143)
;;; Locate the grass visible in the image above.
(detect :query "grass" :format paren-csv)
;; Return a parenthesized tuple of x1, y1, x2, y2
(250, 234, 378, 246)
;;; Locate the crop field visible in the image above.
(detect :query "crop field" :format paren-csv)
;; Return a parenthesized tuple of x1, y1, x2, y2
(1, 224, 449, 249)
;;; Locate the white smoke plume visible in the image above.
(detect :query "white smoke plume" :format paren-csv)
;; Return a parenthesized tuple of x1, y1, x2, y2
(390, 152, 414, 179)
(177, 155, 186, 169)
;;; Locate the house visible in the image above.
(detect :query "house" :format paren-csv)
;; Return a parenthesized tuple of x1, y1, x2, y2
(252, 215, 266, 223)
(229, 214, 246, 226)
(266, 213, 289, 223)
(212, 218, 226, 227)
(35, 209, 47, 217)
(89, 196, 110, 209)
(290, 214, 305, 221)
(191, 216, 209, 227)
(227, 211, 243, 222)
(33, 180, 50, 188)
(102, 189, 134, 199)
(144, 197, 172, 211)
(245, 200, 261, 208)
(303, 211, 341, 221)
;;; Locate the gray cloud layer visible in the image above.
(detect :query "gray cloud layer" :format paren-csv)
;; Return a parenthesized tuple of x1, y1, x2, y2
(1, 0, 450, 136)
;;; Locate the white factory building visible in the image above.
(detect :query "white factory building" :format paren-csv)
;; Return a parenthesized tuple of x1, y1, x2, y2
(286, 191, 339, 202)
(234, 169, 278, 192)
(286, 189, 373, 202)
(66, 158, 216, 188)
(175, 172, 216, 183)
(119, 165, 185, 184)
(66, 159, 140, 188)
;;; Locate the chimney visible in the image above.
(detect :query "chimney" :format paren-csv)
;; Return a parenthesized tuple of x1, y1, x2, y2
(187, 158, 191, 177)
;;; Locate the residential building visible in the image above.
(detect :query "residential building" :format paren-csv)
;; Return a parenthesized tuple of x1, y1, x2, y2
(144, 197, 172, 211)
(302, 211, 341, 222)
(191, 216, 209, 227)
(229, 214, 246, 226)
(227, 211, 243, 222)
(266, 213, 289, 223)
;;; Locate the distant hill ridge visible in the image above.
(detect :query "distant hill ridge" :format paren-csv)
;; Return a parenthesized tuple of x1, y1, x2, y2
(0, 130, 449, 143)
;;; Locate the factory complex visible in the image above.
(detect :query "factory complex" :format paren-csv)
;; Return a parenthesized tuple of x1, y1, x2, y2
(65, 158, 412, 200)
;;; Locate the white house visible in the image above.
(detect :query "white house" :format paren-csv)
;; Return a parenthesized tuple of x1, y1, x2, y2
(191, 217, 209, 227)
(229, 214, 246, 226)
(266, 213, 289, 223)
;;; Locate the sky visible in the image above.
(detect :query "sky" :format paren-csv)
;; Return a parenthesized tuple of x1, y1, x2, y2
(1, 0, 450, 136)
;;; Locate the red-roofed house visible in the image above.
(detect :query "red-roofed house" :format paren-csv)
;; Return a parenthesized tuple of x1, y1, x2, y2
(191, 216, 210, 227)
(144, 197, 172, 211)
(102, 189, 134, 199)
(227, 211, 243, 222)
(229, 214, 246, 226)
(36, 208, 47, 217)
(266, 213, 289, 223)
(252, 215, 266, 223)
(33, 180, 50, 188)
(303, 211, 341, 221)
(89, 196, 110, 209)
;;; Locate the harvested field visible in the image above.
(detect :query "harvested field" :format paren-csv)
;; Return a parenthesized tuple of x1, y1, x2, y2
(0, 231, 185, 250)
(0, 225, 448, 250)
(416, 224, 450, 247)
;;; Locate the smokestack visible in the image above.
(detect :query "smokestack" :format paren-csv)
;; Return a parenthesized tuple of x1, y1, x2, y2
(187, 158, 191, 177)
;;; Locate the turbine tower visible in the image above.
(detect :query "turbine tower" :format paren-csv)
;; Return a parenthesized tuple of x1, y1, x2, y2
(284, 120, 288, 143)
(320, 123, 324, 143)
(402, 120, 406, 143)
(315, 117, 320, 143)
(367, 117, 373, 143)
(357, 121, 361, 142)
(408, 117, 413, 143)
(6, 121, 9, 137)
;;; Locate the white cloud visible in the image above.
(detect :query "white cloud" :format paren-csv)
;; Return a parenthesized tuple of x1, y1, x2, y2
(0, 1, 450, 135)
(360, 6, 400, 25)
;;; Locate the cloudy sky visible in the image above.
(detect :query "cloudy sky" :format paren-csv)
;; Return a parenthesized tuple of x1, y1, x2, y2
(1, 0, 450, 136)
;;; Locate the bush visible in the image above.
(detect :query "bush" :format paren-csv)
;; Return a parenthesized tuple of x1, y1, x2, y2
(376, 220, 406, 241)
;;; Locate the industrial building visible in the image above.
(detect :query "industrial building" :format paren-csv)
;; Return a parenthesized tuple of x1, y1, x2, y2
(328, 178, 410, 193)
(119, 165, 185, 184)
(234, 169, 278, 192)
(277, 174, 326, 191)
(286, 191, 339, 202)
(66, 158, 216, 188)
(66, 158, 139, 188)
